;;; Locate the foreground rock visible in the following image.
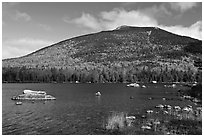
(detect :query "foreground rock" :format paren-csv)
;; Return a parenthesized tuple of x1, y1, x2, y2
(11, 90, 56, 100)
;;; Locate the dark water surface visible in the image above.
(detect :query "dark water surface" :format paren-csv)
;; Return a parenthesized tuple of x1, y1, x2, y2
(2, 83, 192, 134)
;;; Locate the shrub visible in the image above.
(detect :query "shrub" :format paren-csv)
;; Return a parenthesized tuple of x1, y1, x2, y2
(105, 112, 127, 130)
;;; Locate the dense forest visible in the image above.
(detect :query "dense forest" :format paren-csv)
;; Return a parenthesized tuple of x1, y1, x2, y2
(2, 65, 202, 83)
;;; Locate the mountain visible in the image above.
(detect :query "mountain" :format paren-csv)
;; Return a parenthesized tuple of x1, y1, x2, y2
(2, 26, 202, 83)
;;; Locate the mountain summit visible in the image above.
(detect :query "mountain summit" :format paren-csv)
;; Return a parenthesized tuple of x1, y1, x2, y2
(115, 25, 132, 30)
(2, 26, 202, 83)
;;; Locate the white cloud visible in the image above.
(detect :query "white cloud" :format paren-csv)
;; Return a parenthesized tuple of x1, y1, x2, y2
(159, 21, 202, 40)
(64, 8, 201, 40)
(65, 8, 158, 31)
(64, 13, 101, 30)
(170, 2, 197, 12)
(2, 38, 53, 59)
(14, 10, 31, 22)
(100, 8, 158, 30)
(141, 3, 172, 19)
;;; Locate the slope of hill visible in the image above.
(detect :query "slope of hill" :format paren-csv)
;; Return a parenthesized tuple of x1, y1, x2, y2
(2, 26, 202, 83)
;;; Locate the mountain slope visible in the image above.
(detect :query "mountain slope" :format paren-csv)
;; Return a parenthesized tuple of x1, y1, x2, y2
(3, 26, 201, 68)
(2, 26, 202, 83)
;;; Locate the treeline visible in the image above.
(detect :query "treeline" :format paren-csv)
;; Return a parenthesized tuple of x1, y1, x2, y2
(2, 65, 202, 83)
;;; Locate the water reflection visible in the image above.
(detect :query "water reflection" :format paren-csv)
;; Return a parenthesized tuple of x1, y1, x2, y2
(95, 96, 101, 105)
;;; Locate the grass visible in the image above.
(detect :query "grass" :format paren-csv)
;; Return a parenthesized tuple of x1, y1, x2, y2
(105, 112, 127, 130)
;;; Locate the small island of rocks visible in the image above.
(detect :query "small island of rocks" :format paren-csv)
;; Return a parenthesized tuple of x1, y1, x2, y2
(11, 89, 56, 100)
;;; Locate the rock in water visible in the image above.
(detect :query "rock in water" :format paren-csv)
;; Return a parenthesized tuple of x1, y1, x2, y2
(11, 89, 56, 100)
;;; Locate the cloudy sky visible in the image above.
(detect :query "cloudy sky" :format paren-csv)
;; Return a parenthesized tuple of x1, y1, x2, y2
(2, 2, 202, 59)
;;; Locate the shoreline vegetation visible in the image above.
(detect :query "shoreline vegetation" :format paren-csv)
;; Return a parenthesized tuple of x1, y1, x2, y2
(2, 81, 200, 84)
(2, 63, 202, 84)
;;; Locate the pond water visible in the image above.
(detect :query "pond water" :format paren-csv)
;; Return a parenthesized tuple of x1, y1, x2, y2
(2, 83, 193, 134)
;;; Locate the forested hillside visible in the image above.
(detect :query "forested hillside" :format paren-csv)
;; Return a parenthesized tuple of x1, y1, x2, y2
(2, 26, 202, 83)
